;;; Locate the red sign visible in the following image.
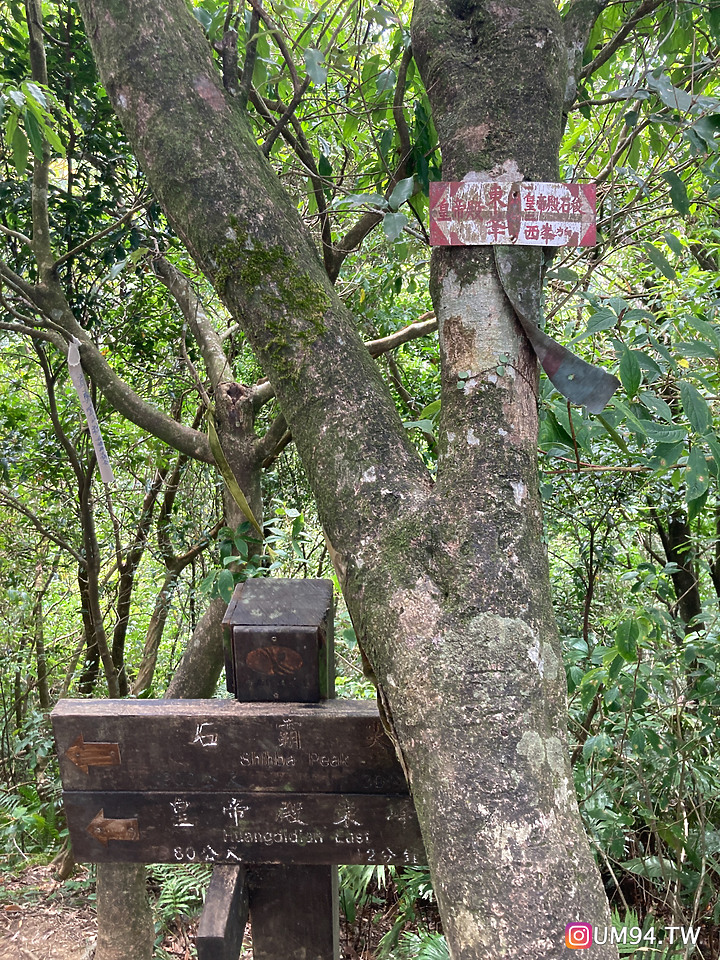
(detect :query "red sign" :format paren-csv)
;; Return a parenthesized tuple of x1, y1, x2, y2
(429, 181, 596, 247)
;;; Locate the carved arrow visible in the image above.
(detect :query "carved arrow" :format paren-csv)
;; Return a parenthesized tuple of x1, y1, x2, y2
(86, 809, 140, 846)
(65, 734, 121, 774)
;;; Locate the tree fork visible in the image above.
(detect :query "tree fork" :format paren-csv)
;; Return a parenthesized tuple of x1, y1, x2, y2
(75, 0, 618, 955)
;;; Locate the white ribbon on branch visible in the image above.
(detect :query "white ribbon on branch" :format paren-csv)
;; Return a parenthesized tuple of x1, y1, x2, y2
(67, 337, 115, 486)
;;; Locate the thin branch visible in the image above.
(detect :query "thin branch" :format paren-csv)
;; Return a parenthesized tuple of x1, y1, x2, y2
(153, 256, 231, 389)
(256, 411, 291, 465)
(248, 86, 333, 270)
(392, 45, 414, 180)
(0, 489, 84, 565)
(250, 313, 437, 411)
(53, 202, 145, 269)
(238, 8, 260, 110)
(0, 224, 32, 247)
(579, 0, 666, 81)
(366, 314, 437, 357)
(262, 76, 310, 156)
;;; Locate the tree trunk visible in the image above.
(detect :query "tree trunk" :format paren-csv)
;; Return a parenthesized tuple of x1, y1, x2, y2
(75, 0, 617, 955)
(95, 864, 155, 960)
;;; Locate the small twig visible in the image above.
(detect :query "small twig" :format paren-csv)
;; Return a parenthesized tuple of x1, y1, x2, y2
(238, 8, 260, 110)
(262, 77, 310, 156)
(53, 201, 146, 269)
(567, 401, 582, 470)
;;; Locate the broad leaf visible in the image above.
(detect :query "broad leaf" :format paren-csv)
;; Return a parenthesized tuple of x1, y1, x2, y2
(642, 242, 676, 280)
(685, 446, 710, 502)
(304, 47, 327, 85)
(680, 381, 711, 435)
(619, 348, 642, 399)
(387, 176, 415, 211)
(383, 211, 408, 241)
(661, 171, 690, 215)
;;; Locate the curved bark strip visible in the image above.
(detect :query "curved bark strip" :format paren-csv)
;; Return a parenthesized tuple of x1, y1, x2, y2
(75, 0, 617, 956)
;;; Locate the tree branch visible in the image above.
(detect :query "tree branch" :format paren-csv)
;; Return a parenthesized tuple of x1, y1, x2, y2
(393, 45, 414, 181)
(0, 488, 84, 565)
(25, 0, 55, 279)
(238, 8, 260, 110)
(579, 0, 665, 82)
(562, 0, 611, 109)
(249, 313, 438, 411)
(153, 256, 231, 390)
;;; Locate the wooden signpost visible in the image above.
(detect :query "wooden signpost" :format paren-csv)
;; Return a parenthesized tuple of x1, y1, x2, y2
(52, 578, 424, 960)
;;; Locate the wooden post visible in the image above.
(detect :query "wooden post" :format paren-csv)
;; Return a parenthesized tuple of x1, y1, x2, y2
(219, 579, 339, 960)
(196, 867, 248, 960)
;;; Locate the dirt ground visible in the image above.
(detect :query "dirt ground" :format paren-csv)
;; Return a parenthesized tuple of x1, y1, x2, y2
(0, 866, 96, 960)
(0, 864, 393, 959)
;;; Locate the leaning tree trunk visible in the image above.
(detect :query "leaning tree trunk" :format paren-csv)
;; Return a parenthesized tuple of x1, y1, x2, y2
(76, 0, 617, 956)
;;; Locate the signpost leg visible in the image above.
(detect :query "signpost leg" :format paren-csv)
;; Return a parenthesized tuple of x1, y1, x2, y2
(197, 866, 248, 960)
(248, 865, 339, 960)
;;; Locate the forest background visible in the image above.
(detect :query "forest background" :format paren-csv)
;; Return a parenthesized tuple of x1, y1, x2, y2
(1, 0, 720, 957)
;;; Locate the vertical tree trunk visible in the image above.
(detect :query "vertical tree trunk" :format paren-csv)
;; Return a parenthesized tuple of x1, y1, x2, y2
(95, 864, 155, 960)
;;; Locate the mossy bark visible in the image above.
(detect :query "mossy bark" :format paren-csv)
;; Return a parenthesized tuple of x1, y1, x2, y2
(76, 0, 617, 956)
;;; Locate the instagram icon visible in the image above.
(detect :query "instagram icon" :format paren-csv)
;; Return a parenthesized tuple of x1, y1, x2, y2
(566, 923, 593, 948)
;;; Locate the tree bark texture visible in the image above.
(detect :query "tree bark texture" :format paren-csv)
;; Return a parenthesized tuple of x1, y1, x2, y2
(94, 864, 155, 960)
(76, 0, 617, 956)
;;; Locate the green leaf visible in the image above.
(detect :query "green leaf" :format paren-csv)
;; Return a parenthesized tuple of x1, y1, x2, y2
(383, 211, 408, 241)
(11, 125, 28, 175)
(680, 381, 711, 435)
(646, 71, 693, 113)
(685, 446, 710, 502)
(663, 231, 683, 256)
(642, 242, 676, 280)
(23, 109, 43, 159)
(705, 434, 720, 476)
(8, 89, 25, 109)
(649, 440, 684, 472)
(387, 176, 414, 211)
(376, 68, 396, 93)
(304, 47, 327, 85)
(618, 348, 641, 399)
(642, 421, 686, 444)
(640, 391, 673, 422)
(545, 267, 579, 282)
(333, 192, 386, 209)
(418, 398, 441, 420)
(579, 307, 617, 338)
(615, 619, 639, 661)
(676, 340, 717, 360)
(23, 81, 48, 108)
(661, 171, 690, 215)
(688, 488, 709, 523)
(217, 568, 235, 603)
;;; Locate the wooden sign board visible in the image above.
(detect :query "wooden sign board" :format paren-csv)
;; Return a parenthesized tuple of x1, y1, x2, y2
(62, 790, 422, 865)
(51, 699, 423, 866)
(430, 180, 596, 247)
(52, 699, 406, 794)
